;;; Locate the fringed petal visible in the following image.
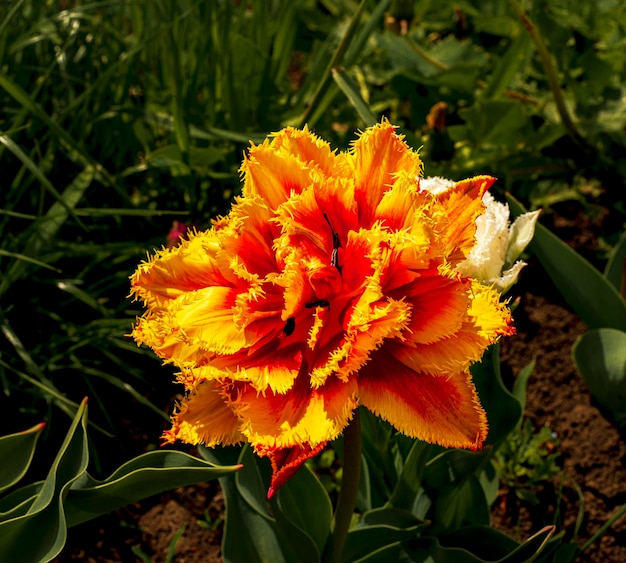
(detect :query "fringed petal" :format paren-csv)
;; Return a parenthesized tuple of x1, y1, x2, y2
(164, 380, 244, 447)
(358, 349, 488, 450)
(269, 125, 339, 178)
(130, 230, 232, 310)
(349, 120, 423, 225)
(390, 268, 470, 345)
(241, 140, 318, 209)
(236, 373, 358, 451)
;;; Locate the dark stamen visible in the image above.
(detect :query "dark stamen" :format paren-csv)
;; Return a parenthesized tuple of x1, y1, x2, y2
(283, 317, 296, 336)
(305, 299, 330, 309)
(323, 213, 341, 272)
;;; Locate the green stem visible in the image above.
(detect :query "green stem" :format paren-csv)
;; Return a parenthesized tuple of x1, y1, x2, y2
(325, 409, 362, 563)
(579, 503, 626, 555)
(508, 0, 584, 145)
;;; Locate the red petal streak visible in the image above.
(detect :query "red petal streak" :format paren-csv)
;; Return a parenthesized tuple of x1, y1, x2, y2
(390, 269, 469, 344)
(265, 442, 327, 499)
(358, 349, 488, 450)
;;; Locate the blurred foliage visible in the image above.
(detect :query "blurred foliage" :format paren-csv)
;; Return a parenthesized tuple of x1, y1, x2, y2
(493, 418, 561, 506)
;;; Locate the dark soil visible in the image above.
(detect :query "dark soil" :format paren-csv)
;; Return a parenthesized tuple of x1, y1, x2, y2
(54, 205, 626, 563)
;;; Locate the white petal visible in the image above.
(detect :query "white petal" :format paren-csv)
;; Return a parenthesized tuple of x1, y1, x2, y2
(419, 176, 455, 194)
(493, 261, 527, 293)
(506, 210, 541, 266)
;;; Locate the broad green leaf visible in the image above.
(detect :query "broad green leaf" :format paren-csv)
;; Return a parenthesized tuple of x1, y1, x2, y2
(367, 526, 557, 562)
(274, 463, 332, 558)
(507, 194, 626, 332)
(605, 230, 626, 295)
(235, 445, 273, 520)
(432, 475, 490, 533)
(400, 524, 555, 562)
(477, 461, 500, 508)
(342, 507, 428, 563)
(572, 328, 626, 429)
(387, 440, 431, 511)
(511, 358, 536, 419)
(65, 450, 241, 527)
(459, 100, 528, 147)
(359, 409, 396, 508)
(0, 482, 41, 518)
(200, 445, 289, 563)
(0, 423, 45, 494)
(472, 344, 522, 446)
(0, 398, 89, 563)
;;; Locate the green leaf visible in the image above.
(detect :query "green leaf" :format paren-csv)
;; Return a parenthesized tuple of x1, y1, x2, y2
(65, 450, 240, 527)
(572, 328, 626, 429)
(605, 230, 626, 295)
(511, 358, 536, 418)
(342, 507, 428, 563)
(0, 73, 114, 187)
(0, 398, 89, 563)
(274, 464, 332, 558)
(414, 524, 555, 562)
(459, 100, 528, 147)
(359, 409, 396, 508)
(0, 423, 45, 494)
(481, 33, 530, 100)
(433, 475, 490, 533)
(332, 68, 377, 127)
(472, 344, 523, 446)
(0, 404, 240, 563)
(200, 445, 289, 563)
(387, 440, 431, 511)
(507, 194, 626, 332)
(1, 166, 94, 298)
(235, 445, 273, 520)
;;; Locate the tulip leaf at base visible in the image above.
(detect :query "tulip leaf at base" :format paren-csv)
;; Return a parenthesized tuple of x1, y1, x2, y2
(572, 328, 626, 430)
(604, 229, 626, 295)
(0, 401, 240, 563)
(0, 422, 45, 495)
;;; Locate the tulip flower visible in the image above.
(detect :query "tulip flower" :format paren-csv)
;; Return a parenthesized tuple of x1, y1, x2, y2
(130, 121, 515, 497)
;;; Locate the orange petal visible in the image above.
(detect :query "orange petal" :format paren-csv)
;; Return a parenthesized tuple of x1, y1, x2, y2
(270, 125, 339, 177)
(237, 372, 358, 450)
(389, 268, 470, 345)
(207, 343, 304, 394)
(350, 120, 423, 225)
(164, 380, 244, 447)
(241, 140, 318, 210)
(373, 171, 422, 231)
(222, 196, 281, 278)
(432, 175, 496, 263)
(386, 323, 488, 375)
(130, 230, 232, 310)
(132, 285, 249, 362)
(358, 349, 488, 450)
